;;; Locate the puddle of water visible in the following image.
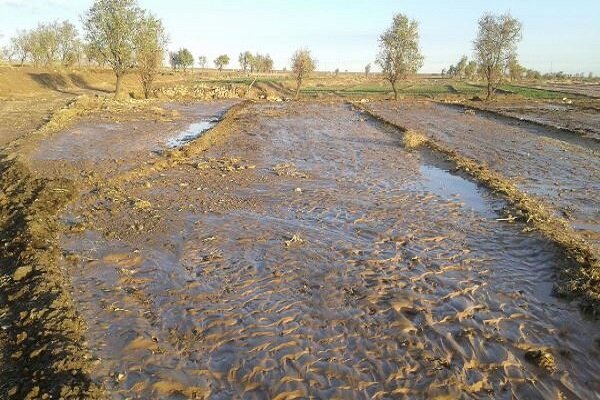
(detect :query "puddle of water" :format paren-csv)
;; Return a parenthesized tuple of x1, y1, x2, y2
(419, 164, 493, 215)
(165, 120, 217, 148)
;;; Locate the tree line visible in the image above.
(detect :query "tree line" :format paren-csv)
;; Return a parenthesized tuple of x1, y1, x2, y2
(4, 2, 587, 101)
(5, 21, 82, 67)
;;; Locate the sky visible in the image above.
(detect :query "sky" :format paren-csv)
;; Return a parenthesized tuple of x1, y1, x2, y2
(0, 0, 599, 74)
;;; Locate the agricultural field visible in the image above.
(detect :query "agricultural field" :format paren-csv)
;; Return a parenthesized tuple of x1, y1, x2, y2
(1, 65, 599, 399)
(1, 1, 599, 399)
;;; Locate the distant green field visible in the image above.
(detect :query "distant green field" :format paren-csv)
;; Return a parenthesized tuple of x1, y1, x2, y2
(200, 76, 287, 85)
(498, 84, 583, 99)
(302, 81, 484, 98)
(199, 75, 587, 100)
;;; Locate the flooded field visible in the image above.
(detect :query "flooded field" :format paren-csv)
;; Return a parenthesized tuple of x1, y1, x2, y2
(23, 100, 239, 180)
(366, 101, 600, 249)
(20, 101, 599, 399)
(464, 100, 600, 142)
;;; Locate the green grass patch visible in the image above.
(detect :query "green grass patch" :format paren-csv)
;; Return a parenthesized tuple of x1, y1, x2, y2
(199, 76, 286, 85)
(499, 84, 582, 99)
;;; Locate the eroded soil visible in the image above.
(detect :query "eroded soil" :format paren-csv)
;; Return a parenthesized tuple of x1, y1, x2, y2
(366, 101, 600, 250)
(22, 101, 600, 399)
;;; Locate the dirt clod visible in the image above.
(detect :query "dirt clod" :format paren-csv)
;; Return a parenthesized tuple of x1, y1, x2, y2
(525, 348, 557, 372)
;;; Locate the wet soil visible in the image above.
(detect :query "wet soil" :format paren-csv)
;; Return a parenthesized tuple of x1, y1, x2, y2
(527, 83, 600, 99)
(366, 101, 600, 251)
(22, 100, 239, 182)
(461, 99, 600, 142)
(0, 94, 71, 148)
(25, 101, 600, 398)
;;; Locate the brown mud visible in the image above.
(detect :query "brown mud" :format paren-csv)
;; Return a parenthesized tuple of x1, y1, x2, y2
(20, 100, 600, 398)
(453, 100, 600, 143)
(363, 101, 600, 247)
(361, 100, 600, 314)
(0, 92, 239, 398)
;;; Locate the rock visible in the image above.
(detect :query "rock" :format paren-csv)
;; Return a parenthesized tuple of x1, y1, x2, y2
(13, 265, 33, 281)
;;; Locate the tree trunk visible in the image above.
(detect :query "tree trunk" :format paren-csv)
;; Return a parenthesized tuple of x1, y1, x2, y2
(485, 67, 493, 101)
(143, 81, 151, 99)
(392, 81, 398, 100)
(294, 79, 301, 100)
(115, 72, 123, 98)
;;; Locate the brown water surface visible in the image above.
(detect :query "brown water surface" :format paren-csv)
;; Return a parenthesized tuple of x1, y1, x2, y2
(56, 102, 600, 399)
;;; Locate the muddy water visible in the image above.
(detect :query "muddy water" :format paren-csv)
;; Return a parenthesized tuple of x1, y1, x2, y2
(60, 102, 600, 399)
(367, 101, 600, 249)
(24, 100, 238, 181)
(166, 120, 218, 148)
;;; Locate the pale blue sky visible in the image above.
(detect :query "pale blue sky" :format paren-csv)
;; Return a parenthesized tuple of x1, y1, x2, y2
(1, 0, 598, 74)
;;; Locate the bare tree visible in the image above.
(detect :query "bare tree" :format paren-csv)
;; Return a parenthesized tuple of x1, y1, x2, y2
(169, 51, 178, 70)
(198, 55, 207, 69)
(134, 12, 167, 98)
(507, 55, 523, 81)
(464, 60, 478, 80)
(83, 0, 142, 97)
(239, 51, 251, 72)
(456, 56, 468, 80)
(376, 14, 424, 100)
(473, 12, 522, 100)
(290, 48, 316, 99)
(365, 63, 371, 78)
(214, 54, 230, 72)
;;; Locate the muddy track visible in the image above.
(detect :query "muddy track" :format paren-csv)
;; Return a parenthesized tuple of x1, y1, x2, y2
(356, 102, 600, 314)
(36, 100, 598, 398)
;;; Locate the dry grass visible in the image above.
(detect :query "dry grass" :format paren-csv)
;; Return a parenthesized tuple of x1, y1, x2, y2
(402, 129, 429, 150)
(356, 101, 600, 315)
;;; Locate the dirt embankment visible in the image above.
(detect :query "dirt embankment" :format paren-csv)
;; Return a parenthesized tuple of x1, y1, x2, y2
(356, 102, 600, 314)
(0, 155, 103, 399)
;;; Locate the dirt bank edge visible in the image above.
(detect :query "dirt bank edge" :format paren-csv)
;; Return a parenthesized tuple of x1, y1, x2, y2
(355, 101, 600, 315)
(0, 154, 104, 399)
